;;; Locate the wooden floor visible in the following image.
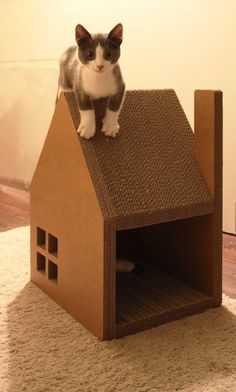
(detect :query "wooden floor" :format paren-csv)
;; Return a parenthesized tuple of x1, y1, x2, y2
(0, 184, 236, 299)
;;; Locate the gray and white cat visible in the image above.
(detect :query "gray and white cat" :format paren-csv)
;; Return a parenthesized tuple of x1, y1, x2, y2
(58, 24, 135, 273)
(57, 23, 126, 140)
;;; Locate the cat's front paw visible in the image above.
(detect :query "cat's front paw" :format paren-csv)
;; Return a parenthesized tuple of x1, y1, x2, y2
(77, 123, 96, 139)
(77, 110, 96, 139)
(102, 110, 120, 137)
(102, 121, 120, 137)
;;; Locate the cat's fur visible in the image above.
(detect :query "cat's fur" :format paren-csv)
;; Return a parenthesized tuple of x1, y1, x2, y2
(57, 23, 126, 140)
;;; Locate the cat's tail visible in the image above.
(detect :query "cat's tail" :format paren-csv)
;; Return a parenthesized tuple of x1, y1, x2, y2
(116, 258, 135, 272)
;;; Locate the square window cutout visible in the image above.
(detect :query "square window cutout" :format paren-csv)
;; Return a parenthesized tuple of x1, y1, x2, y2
(37, 227, 46, 248)
(37, 252, 46, 274)
(48, 260, 58, 283)
(48, 234, 58, 255)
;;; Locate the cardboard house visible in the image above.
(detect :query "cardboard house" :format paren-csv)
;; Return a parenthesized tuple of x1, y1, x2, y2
(30, 89, 222, 340)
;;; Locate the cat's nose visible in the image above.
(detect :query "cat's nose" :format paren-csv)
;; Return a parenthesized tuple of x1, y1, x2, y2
(96, 65, 104, 70)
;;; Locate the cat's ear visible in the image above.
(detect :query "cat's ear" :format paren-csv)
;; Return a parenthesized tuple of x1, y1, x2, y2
(75, 24, 92, 47)
(108, 23, 123, 46)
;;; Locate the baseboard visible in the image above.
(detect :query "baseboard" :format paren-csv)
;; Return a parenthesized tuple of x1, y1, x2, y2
(0, 175, 30, 191)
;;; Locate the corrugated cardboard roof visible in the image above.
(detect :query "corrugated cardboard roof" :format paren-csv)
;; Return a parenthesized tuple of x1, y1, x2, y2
(65, 90, 213, 229)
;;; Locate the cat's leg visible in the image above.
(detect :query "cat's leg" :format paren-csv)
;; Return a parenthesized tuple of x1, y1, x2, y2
(57, 59, 74, 104)
(75, 89, 96, 139)
(102, 86, 125, 137)
(102, 109, 120, 137)
(78, 110, 96, 139)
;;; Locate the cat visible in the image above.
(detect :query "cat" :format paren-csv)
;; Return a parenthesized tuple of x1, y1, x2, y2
(58, 24, 135, 273)
(57, 23, 126, 140)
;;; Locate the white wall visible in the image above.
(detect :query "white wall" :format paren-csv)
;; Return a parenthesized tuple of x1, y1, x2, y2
(0, 0, 235, 232)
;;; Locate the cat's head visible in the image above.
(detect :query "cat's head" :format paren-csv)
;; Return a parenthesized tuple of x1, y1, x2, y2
(75, 23, 123, 73)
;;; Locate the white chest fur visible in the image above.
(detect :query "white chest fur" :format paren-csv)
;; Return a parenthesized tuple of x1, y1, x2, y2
(81, 67, 117, 100)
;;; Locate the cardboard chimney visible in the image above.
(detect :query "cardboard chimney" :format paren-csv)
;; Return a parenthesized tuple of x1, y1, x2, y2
(30, 89, 222, 340)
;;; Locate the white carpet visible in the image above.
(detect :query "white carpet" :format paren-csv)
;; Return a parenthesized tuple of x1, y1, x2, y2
(0, 226, 236, 392)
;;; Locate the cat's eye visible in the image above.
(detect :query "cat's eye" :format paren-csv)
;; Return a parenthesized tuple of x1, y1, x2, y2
(87, 51, 94, 59)
(105, 51, 112, 59)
